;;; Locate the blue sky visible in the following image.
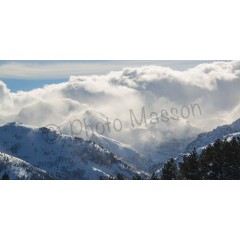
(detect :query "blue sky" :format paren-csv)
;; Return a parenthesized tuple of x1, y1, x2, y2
(0, 60, 218, 92)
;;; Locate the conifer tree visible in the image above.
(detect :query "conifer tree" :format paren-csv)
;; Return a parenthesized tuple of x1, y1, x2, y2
(179, 148, 200, 180)
(161, 158, 178, 180)
(2, 171, 10, 180)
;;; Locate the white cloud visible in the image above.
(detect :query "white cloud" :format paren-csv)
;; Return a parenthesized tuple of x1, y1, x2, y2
(0, 60, 240, 153)
(0, 81, 12, 112)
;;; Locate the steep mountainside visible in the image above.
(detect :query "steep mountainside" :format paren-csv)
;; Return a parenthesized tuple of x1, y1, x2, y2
(0, 123, 141, 179)
(186, 118, 240, 153)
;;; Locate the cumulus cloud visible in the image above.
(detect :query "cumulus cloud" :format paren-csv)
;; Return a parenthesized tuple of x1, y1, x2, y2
(0, 60, 240, 151)
(0, 81, 12, 113)
(66, 61, 240, 125)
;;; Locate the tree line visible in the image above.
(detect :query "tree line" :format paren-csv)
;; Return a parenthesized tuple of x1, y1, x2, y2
(109, 137, 240, 180)
(160, 137, 240, 180)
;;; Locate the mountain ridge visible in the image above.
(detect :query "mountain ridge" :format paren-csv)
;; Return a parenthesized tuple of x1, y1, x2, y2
(0, 122, 142, 179)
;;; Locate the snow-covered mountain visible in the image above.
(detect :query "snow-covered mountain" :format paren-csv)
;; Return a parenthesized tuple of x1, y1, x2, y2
(0, 122, 142, 179)
(153, 118, 240, 176)
(58, 109, 154, 171)
(186, 118, 240, 153)
(2, 117, 239, 179)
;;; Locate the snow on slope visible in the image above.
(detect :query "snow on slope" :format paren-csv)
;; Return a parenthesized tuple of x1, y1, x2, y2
(186, 118, 240, 152)
(0, 152, 54, 180)
(0, 122, 141, 179)
(89, 133, 153, 171)
(59, 109, 154, 171)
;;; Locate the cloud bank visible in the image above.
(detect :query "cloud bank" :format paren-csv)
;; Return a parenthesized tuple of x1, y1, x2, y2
(0, 60, 240, 153)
